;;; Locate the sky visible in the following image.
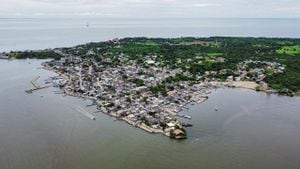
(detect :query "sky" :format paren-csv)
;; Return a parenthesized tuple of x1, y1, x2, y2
(0, 0, 299, 18)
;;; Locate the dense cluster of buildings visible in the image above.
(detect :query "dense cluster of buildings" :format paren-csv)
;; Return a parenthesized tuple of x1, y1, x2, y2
(43, 44, 286, 139)
(44, 51, 212, 139)
(0, 52, 9, 59)
(206, 59, 285, 87)
(232, 60, 285, 83)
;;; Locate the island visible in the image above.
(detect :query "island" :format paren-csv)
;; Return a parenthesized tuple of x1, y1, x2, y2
(4, 37, 300, 139)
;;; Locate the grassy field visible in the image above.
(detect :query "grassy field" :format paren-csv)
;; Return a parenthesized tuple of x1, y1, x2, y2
(9, 37, 300, 94)
(207, 53, 223, 57)
(135, 40, 159, 46)
(276, 45, 300, 55)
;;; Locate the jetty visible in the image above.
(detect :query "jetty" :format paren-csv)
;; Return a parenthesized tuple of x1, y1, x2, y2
(76, 106, 96, 120)
(0, 54, 9, 59)
(177, 114, 192, 119)
(25, 76, 51, 94)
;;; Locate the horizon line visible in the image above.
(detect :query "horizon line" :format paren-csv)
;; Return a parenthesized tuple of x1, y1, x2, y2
(0, 16, 300, 19)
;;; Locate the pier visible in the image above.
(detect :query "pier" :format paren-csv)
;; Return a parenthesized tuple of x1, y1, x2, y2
(25, 76, 51, 94)
(0, 55, 9, 59)
(76, 106, 96, 120)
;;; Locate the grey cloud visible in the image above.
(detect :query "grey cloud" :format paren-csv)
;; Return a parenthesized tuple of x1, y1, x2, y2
(0, 0, 299, 18)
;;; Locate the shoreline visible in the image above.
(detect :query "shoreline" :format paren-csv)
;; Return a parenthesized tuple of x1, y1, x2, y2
(41, 62, 297, 139)
(0, 55, 9, 59)
(42, 63, 213, 139)
(210, 81, 259, 90)
(210, 81, 275, 93)
(220, 81, 259, 90)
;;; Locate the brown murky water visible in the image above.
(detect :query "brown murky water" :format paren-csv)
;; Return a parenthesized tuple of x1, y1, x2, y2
(1, 59, 300, 169)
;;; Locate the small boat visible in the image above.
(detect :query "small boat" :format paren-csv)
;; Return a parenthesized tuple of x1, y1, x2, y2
(182, 123, 193, 127)
(214, 107, 218, 111)
(177, 114, 191, 119)
(86, 103, 96, 107)
(184, 115, 192, 119)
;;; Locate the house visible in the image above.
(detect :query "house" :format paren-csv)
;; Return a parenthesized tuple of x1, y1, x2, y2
(227, 76, 234, 81)
(167, 122, 176, 127)
(173, 129, 184, 136)
(145, 60, 155, 64)
(215, 57, 225, 63)
(167, 90, 177, 95)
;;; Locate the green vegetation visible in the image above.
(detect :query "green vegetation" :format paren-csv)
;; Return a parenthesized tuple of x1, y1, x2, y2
(142, 96, 148, 102)
(149, 84, 167, 96)
(8, 37, 300, 94)
(8, 50, 61, 60)
(276, 45, 300, 55)
(135, 40, 159, 46)
(131, 78, 145, 87)
(165, 73, 192, 83)
(207, 53, 223, 57)
(265, 70, 300, 94)
(148, 111, 157, 117)
(159, 121, 167, 129)
(140, 116, 151, 126)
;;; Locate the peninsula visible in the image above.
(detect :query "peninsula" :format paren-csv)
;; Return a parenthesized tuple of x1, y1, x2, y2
(4, 37, 300, 139)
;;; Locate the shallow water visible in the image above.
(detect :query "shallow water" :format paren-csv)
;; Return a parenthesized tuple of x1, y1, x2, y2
(0, 59, 300, 169)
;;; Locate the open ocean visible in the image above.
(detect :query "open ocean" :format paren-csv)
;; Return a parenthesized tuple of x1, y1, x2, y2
(0, 18, 300, 52)
(1, 18, 300, 169)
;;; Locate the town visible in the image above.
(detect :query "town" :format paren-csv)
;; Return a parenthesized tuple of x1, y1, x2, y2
(41, 38, 286, 139)
(43, 51, 214, 139)
(5, 37, 299, 139)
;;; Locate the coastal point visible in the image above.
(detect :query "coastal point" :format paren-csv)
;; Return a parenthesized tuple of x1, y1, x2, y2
(4, 37, 300, 139)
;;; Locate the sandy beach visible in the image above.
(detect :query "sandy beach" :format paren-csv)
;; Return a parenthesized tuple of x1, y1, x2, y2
(223, 81, 259, 90)
(210, 81, 259, 90)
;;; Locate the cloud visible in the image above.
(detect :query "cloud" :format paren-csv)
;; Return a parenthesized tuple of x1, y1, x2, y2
(0, 0, 299, 18)
(192, 3, 221, 7)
